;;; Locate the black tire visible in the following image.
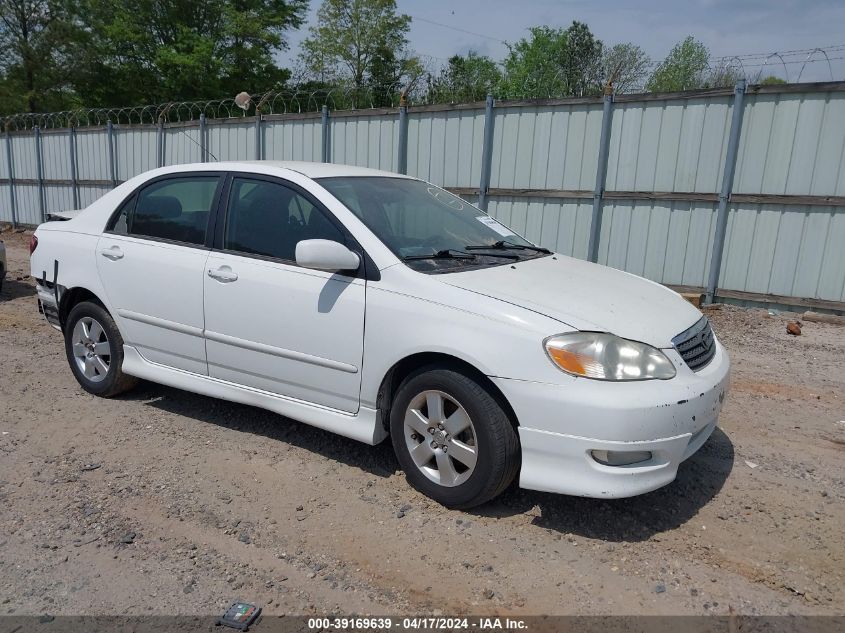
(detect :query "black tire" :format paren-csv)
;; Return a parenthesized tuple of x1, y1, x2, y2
(390, 366, 520, 509)
(64, 301, 138, 397)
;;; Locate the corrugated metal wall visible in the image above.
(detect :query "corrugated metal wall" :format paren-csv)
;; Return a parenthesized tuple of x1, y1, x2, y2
(1, 85, 843, 305)
(406, 109, 485, 187)
(265, 117, 322, 162)
(331, 114, 398, 171)
(723, 91, 845, 301)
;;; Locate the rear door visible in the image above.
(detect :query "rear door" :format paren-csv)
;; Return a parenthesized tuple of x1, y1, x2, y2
(202, 175, 366, 413)
(96, 173, 224, 374)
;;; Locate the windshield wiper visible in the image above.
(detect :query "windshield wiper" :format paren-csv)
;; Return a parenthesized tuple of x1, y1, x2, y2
(464, 240, 552, 254)
(402, 249, 477, 261)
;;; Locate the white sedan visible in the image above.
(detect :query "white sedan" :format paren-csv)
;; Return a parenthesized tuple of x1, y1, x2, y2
(31, 161, 729, 508)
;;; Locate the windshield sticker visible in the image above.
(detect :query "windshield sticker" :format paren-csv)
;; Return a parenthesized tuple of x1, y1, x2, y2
(426, 187, 465, 210)
(476, 215, 514, 237)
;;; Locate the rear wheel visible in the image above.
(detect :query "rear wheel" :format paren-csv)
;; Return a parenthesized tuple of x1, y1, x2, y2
(64, 301, 138, 397)
(390, 367, 519, 509)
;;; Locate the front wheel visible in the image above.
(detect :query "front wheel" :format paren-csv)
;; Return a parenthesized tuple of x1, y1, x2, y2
(390, 367, 520, 509)
(64, 301, 138, 397)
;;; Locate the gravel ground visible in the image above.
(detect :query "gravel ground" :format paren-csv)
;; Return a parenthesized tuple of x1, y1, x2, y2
(0, 230, 843, 617)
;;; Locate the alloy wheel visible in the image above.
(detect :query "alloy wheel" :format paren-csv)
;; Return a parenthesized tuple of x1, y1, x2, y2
(71, 316, 111, 383)
(403, 390, 478, 487)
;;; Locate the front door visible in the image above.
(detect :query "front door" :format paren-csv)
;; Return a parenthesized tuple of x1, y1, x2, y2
(96, 174, 223, 374)
(203, 176, 366, 413)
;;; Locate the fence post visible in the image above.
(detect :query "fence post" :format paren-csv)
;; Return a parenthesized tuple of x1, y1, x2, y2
(255, 112, 263, 160)
(156, 120, 165, 168)
(478, 94, 495, 212)
(34, 126, 46, 223)
(4, 127, 17, 229)
(321, 105, 330, 163)
(199, 114, 208, 162)
(705, 79, 747, 304)
(69, 127, 80, 209)
(397, 103, 409, 174)
(587, 86, 614, 263)
(106, 121, 117, 187)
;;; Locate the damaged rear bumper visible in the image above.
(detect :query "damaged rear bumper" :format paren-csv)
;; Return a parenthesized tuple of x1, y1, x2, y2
(36, 281, 63, 330)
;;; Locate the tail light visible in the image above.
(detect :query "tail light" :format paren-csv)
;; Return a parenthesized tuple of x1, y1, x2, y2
(29, 234, 38, 255)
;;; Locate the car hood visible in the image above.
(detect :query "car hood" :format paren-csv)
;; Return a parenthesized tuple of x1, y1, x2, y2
(439, 254, 703, 348)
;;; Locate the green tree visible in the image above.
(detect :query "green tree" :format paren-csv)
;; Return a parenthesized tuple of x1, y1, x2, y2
(70, 0, 307, 107)
(601, 43, 650, 93)
(299, 0, 418, 95)
(428, 51, 502, 103)
(758, 75, 786, 85)
(0, 0, 80, 114)
(646, 36, 710, 92)
(500, 22, 603, 98)
(707, 63, 744, 88)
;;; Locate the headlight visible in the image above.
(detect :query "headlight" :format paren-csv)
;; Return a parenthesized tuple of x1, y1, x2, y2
(544, 333, 676, 381)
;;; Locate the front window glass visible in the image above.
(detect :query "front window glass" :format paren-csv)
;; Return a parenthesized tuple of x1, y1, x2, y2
(317, 177, 544, 272)
(224, 178, 345, 261)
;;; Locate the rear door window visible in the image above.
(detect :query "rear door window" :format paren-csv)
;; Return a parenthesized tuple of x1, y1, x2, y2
(128, 177, 220, 245)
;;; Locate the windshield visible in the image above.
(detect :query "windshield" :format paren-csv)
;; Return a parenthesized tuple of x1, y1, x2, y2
(317, 176, 546, 272)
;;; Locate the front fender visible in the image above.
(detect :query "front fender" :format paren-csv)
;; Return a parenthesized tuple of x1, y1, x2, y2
(359, 278, 575, 409)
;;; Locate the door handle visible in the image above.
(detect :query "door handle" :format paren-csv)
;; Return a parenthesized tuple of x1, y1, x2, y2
(207, 266, 238, 283)
(100, 246, 124, 260)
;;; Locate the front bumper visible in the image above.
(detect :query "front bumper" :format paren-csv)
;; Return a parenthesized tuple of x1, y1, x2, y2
(492, 340, 730, 498)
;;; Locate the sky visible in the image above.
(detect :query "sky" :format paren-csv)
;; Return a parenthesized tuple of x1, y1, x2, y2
(278, 0, 845, 84)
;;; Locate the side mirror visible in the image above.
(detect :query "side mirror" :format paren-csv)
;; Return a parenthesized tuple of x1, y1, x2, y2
(295, 239, 361, 272)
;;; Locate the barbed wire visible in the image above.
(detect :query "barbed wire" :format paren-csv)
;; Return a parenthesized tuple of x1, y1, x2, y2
(1, 52, 842, 131)
(0, 84, 413, 131)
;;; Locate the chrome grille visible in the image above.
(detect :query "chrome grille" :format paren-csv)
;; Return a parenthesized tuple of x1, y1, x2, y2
(672, 317, 716, 371)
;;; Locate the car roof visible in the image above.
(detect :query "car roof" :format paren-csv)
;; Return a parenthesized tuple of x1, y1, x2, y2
(169, 160, 412, 180)
(38, 160, 417, 237)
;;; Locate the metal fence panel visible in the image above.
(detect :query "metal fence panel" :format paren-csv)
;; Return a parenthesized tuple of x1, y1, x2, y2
(491, 104, 603, 191)
(264, 118, 322, 161)
(605, 98, 732, 193)
(721, 204, 845, 301)
(593, 200, 717, 288)
(114, 127, 157, 181)
(44, 184, 74, 214)
(813, 96, 845, 196)
(79, 185, 111, 208)
(164, 125, 203, 165)
(208, 121, 254, 163)
(10, 133, 38, 180)
(407, 109, 484, 187)
(0, 185, 8, 218)
(40, 131, 71, 181)
(734, 91, 845, 196)
(76, 128, 111, 181)
(12, 184, 40, 225)
(330, 115, 398, 172)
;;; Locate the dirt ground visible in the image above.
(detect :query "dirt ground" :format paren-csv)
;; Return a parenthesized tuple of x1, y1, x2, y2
(0, 230, 843, 617)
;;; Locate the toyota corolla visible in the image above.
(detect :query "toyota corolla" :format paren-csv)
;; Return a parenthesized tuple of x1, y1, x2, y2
(30, 161, 729, 508)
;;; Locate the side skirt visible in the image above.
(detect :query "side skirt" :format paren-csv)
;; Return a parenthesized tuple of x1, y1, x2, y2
(121, 345, 387, 445)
